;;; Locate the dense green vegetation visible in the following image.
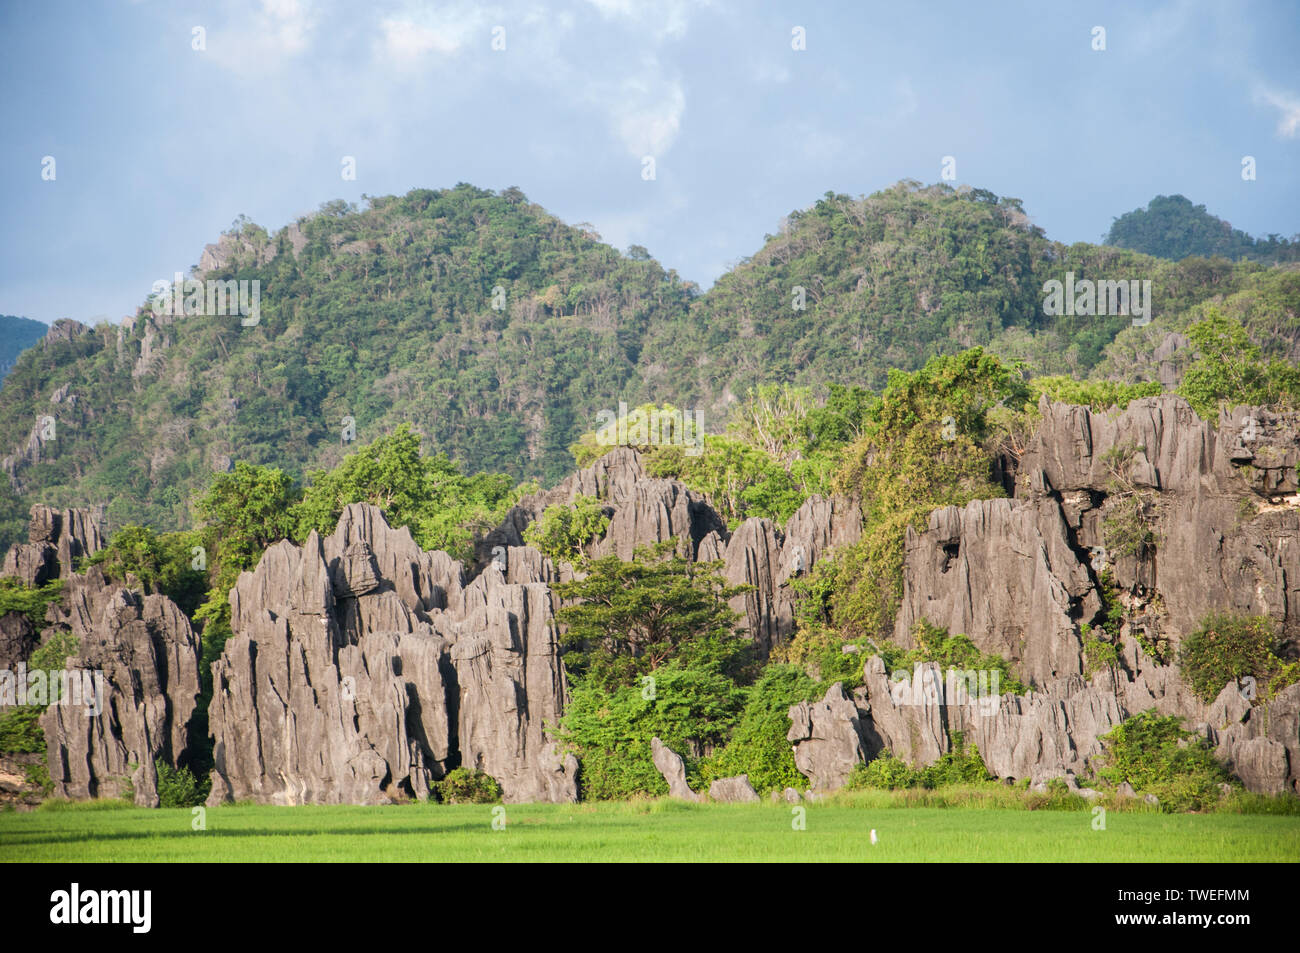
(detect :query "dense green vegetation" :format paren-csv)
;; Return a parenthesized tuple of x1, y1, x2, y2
(1176, 309, 1300, 417)
(4, 181, 1297, 553)
(1098, 712, 1236, 813)
(1179, 613, 1300, 705)
(431, 768, 503, 804)
(1105, 194, 1300, 263)
(845, 735, 992, 791)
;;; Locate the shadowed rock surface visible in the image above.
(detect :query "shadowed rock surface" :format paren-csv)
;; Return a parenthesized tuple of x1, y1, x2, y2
(0, 612, 37, 671)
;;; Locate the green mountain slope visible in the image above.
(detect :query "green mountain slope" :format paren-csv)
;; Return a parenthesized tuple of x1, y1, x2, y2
(0, 180, 1295, 549)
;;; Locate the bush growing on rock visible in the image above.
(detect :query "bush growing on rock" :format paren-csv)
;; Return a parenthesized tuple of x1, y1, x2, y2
(155, 759, 209, 808)
(522, 494, 610, 563)
(432, 768, 503, 804)
(83, 526, 208, 616)
(0, 578, 64, 628)
(1097, 711, 1234, 812)
(1179, 612, 1300, 705)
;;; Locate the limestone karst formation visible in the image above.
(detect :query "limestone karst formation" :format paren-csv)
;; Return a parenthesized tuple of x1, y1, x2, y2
(5, 396, 1299, 805)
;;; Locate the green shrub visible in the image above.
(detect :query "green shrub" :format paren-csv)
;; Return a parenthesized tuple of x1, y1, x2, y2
(1097, 711, 1234, 812)
(880, 621, 1026, 695)
(0, 706, 45, 754)
(523, 494, 610, 564)
(432, 768, 503, 804)
(846, 753, 916, 790)
(846, 734, 993, 792)
(155, 759, 209, 807)
(0, 578, 64, 628)
(1082, 631, 1120, 679)
(559, 662, 745, 801)
(1179, 612, 1300, 704)
(700, 664, 819, 793)
(916, 734, 994, 788)
(83, 527, 208, 616)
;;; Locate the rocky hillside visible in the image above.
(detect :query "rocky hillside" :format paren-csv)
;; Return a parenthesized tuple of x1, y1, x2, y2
(3, 182, 1296, 550)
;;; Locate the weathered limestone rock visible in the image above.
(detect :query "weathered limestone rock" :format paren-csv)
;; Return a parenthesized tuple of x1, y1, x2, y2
(723, 518, 788, 653)
(449, 571, 579, 803)
(651, 736, 700, 801)
(894, 497, 1097, 687)
(787, 682, 868, 791)
(488, 450, 860, 653)
(857, 656, 949, 768)
(0, 612, 37, 670)
(708, 774, 760, 803)
(41, 569, 201, 806)
(206, 504, 577, 806)
(1213, 682, 1300, 796)
(1017, 395, 1300, 645)
(1, 505, 104, 586)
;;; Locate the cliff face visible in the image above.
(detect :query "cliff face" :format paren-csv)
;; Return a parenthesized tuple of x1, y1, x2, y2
(490, 446, 861, 654)
(797, 395, 1300, 797)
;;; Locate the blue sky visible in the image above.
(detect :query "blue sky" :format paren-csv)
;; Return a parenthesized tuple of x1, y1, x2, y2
(2, 0, 1298, 326)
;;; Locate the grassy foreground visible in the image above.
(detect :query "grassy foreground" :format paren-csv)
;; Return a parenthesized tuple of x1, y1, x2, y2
(2, 795, 1298, 862)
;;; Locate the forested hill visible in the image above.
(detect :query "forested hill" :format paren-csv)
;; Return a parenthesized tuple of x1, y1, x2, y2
(1, 180, 1297, 545)
(1105, 194, 1300, 264)
(0, 316, 47, 381)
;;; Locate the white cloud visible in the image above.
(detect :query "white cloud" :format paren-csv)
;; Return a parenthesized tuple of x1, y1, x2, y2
(206, 0, 316, 75)
(377, 4, 496, 64)
(582, 0, 711, 41)
(1254, 85, 1300, 139)
(607, 69, 686, 156)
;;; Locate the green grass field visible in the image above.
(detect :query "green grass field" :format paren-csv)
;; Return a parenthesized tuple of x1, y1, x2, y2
(3, 795, 1298, 862)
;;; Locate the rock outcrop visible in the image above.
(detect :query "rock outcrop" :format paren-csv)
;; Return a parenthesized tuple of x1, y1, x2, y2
(787, 682, 868, 791)
(1016, 396, 1300, 645)
(1, 505, 105, 587)
(490, 449, 860, 653)
(894, 397, 1300, 697)
(789, 649, 1299, 796)
(40, 568, 201, 806)
(708, 774, 759, 803)
(894, 497, 1099, 686)
(206, 504, 577, 806)
(651, 736, 700, 801)
(0, 612, 37, 671)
